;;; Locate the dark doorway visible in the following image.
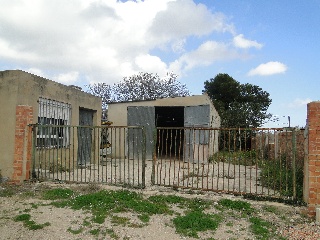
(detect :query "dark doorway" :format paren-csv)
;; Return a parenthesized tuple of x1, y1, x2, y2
(155, 107, 184, 158)
(78, 108, 94, 165)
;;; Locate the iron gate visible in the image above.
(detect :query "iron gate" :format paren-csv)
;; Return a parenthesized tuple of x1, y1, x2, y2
(153, 127, 305, 200)
(31, 125, 146, 188)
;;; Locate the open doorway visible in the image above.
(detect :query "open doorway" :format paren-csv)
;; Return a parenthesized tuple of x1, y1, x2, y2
(155, 106, 184, 158)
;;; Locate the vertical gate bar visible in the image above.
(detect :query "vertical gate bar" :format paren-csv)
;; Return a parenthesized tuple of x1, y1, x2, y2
(292, 128, 297, 199)
(265, 129, 269, 196)
(136, 128, 142, 186)
(119, 127, 122, 184)
(116, 127, 119, 185)
(132, 127, 135, 186)
(122, 127, 126, 185)
(168, 129, 172, 185)
(151, 128, 156, 185)
(126, 127, 129, 186)
(67, 110, 70, 182)
(157, 128, 162, 185)
(211, 129, 215, 191)
(234, 129, 237, 192)
(285, 129, 289, 194)
(177, 128, 182, 188)
(255, 130, 259, 195)
(172, 129, 176, 186)
(142, 127, 146, 188)
(186, 128, 190, 188)
(196, 129, 200, 189)
(278, 129, 282, 196)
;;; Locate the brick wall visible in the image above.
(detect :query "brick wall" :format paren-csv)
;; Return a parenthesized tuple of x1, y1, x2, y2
(12, 105, 33, 182)
(306, 102, 320, 217)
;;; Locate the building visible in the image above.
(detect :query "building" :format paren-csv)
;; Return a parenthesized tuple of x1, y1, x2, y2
(0, 70, 102, 182)
(107, 94, 221, 161)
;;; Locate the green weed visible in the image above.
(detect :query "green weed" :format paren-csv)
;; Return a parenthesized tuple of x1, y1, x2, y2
(14, 213, 50, 230)
(42, 188, 74, 200)
(218, 199, 253, 215)
(173, 211, 222, 238)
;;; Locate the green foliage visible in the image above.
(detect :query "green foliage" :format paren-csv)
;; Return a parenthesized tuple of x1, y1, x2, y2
(50, 190, 171, 224)
(208, 150, 258, 166)
(14, 213, 31, 222)
(260, 159, 304, 200)
(173, 211, 222, 238)
(89, 228, 100, 236)
(249, 217, 274, 240)
(14, 213, 50, 230)
(42, 188, 74, 200)
(218, 199, 253, 215)
(138, 214, 150, 223)
(87, 72, 190, 109)
(203, 73, 272, 128)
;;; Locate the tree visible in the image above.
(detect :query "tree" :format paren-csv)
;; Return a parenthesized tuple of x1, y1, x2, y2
(203, 73, 272, 128)
(87, 72, 190, 109)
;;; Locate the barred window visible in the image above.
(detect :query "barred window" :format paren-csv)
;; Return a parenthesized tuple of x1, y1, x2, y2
(37, 98, 71, 148)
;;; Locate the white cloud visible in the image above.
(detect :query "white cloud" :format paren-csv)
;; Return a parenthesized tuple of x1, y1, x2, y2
(248, 61, 287, 76)
(233, 34, 263, 49)
(170, 41, 242, 71)
(0, 0, 257, 87)
(135, 54, 168, 76)
(288, 98, 312, 108)
(53, 71, 79, 85)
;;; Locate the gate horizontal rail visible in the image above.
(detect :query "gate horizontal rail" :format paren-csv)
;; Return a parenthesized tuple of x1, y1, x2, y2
(30, 125, 146, 188)
(153, 127, 304, 200)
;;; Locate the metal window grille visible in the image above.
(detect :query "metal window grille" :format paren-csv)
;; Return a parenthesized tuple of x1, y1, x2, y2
(37, 98, 71, 148)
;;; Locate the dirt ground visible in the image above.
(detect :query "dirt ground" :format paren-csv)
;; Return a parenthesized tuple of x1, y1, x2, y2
(1, 182, 320, 240)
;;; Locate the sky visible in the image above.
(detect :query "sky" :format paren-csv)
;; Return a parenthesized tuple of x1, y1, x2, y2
(1, 0, 319, 128)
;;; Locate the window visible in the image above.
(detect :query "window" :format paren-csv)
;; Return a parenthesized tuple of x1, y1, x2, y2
(37, 98, 71, 148)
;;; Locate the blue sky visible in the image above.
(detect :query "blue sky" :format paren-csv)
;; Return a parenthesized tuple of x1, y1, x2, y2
(1, 0, 319, 127)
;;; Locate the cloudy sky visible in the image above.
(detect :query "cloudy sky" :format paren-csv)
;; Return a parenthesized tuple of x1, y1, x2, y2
(1, 0, 319, 127)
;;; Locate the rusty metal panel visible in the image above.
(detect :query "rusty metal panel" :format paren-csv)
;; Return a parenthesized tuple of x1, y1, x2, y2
(184, 105, 210, 162)
(153, 127, 304, 201)
(127, 106, 155, 160)
(31, 125, 146, 188)
(184, 105, 210, 127)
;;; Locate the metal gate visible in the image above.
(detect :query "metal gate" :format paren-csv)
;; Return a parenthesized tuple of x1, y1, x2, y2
(153, 127, 305, 200)
(31, 125, 146, 188)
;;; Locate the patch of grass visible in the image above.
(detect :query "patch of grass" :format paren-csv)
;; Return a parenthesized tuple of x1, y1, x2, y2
(42, 188, 74, 200)
(48, 190, 171, 224)
(138, 213, 150, 223)
(105, 228, 119, 239)
(208, 150, 258, 166)
(14, 213, 31, 222)
(262, 205, 279, 214)
(218, 199, 253, 215)
(111, 215, 130, 226)
(173, 211, 222, 238)
(14, 213, 50, 230)
(260, 159, 304, 200)
(89, 228, 100, 236)
(249, 217, 273, 240)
